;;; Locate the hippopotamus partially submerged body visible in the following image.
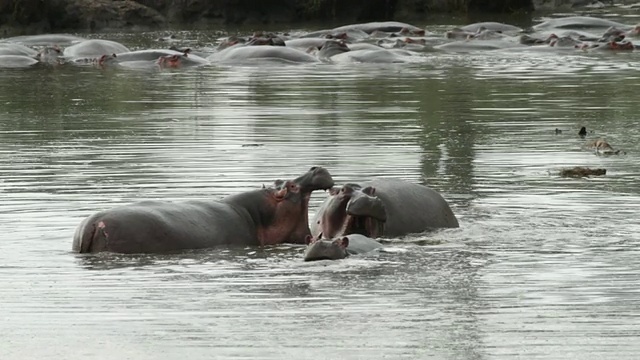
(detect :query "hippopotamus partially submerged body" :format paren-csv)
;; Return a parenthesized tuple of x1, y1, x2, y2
(533, 16, 633, 31)
(332, 21, 426, 36)
(435, 39, 525, 52)
(209, 45, 318, 64)
(583, 139, 625, 155)
(459, 22, 522, 33)
(311, 178, 459, 240)
(63, 39, 129, 58)
(114, 49, 210, 69)
(0, 33, 86, 46)
(73, 167, 334, 254)
(0, 43, 38, 57)
(0, 55, 39, 68)
(303, 234, 383, 261)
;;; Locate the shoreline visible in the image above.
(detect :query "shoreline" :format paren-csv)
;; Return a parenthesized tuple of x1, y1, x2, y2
(0, 0, 629, 36)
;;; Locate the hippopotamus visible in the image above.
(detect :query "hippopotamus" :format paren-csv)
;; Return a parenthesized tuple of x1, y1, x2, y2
(583, 139, 624, 155)
(36, 46, 63, 64)
(328, 48, 415, 63)
(0, 55, 39, 68)
(284, 38, 333, 50)
(459, 22, 522, 33)
(0, 34, 86, 46)
(533, 16, 633, 31)
(331, 21, 426, 36)
(0, 43, 38, 57)
(63, 39, 129, 58)
(209, 45, 318, 64)
(71, 54, 118, 68)
(113, 49, 209, 69)
(72, 166, 334, 254)
(435, 39, 525, 52)
(311, 178, 459, 240)
(303, 234, 383, 261)
(156, 53, 210, 68)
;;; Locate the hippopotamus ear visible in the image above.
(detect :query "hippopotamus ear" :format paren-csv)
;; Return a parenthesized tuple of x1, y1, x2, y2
(335, 237, 349, 249)
(362, 186, 376, 196)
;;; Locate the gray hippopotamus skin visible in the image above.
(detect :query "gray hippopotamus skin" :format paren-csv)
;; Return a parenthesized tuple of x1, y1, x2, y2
(63, 39, 129, 58)
(73, 167, 334, 254)
(311, 178, 459, 239)
(0, 33, 86, 47)
(303, 234, 383, 261)
(0, 55, 39, 68)
(209, 45, 318, 64)
(532, 16, 633, 31)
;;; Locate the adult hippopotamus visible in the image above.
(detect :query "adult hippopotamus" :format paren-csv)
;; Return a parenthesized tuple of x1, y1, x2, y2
(63, 39, 129, 58)
(0, 43, 38, 57)
(0, 55, 39, 68)
(0, 33, 86, 46)
(303, 234, 383, 261)
(459, 22, 522, 33)
(209, 45, 318, 64)
(73, 166, 334, 254)
(114, 49, 209, 69)
(332, 21, 426, 36)
(311, 178, 458, 240)
(533, 16, 633, 31)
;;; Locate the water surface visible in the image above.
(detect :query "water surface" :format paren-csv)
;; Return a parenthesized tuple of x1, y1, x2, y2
(2, 15, 640, 360)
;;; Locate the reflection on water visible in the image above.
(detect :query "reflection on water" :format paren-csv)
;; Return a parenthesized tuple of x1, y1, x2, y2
(2, 23, 640, 360)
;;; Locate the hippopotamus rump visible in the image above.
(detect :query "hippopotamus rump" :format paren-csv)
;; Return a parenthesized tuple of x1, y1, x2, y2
(73, 166, 334, 254)
(311, 178, 459, 239)
(303, 234, 383, 261)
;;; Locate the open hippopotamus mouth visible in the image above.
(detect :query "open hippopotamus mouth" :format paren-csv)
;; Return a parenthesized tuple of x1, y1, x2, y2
(338, 214, 385, 238)
(322, 185, 387, 238)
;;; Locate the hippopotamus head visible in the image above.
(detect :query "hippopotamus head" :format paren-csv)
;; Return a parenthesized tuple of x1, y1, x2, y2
(319, 184, 386, 239)
(36, 46, 62, 64)
(318, 40, 350, 59)
(157, 54, 183, 68)
(97, 54, 117, 67)
(260, 167, 334, 245)
(303, 235, 349, 261)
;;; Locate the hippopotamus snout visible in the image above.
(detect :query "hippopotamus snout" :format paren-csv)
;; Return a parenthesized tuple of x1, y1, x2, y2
(346, 190, 387, 222)
(293, 166, 335, 192)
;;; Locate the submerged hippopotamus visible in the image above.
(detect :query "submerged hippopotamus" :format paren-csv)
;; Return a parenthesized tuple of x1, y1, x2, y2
(63, 39, 129, 58)
(73, 166, 334, 254)
(533, 16, 633, 31)
(209, 45, 318, 64)
(0, 33, 86, 46)
(303, 234, 383, 261)
(583, 139, 625, 155)
(0, 55, 39, 68)
(311, 178, 459, 240)
(0, 43, 38, 57)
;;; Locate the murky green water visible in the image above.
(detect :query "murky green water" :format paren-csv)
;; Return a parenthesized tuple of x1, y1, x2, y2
(2, 13, 640, 360)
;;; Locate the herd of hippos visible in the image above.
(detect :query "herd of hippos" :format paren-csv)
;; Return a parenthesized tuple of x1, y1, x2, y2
(1, 15, 640, 69)
(2, 15, 626, 260)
